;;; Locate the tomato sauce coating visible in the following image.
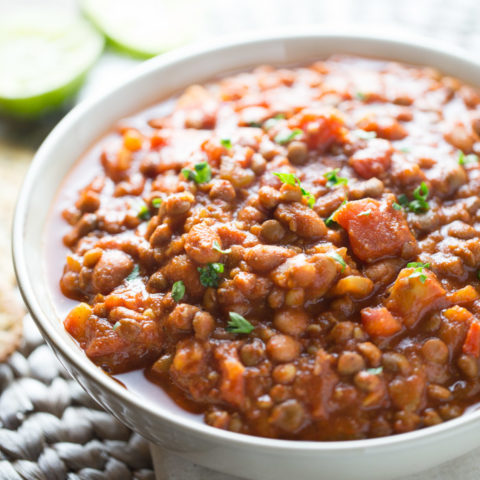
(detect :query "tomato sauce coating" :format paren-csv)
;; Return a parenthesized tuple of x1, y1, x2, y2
(59, 56, 480, 440)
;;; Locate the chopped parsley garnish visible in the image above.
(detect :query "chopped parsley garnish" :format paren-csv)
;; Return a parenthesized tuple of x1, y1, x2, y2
(407, 262, 430, 268)
(407, 262, 430, 284)
(366, 367, 383, 375)
(327, 251, 346, 272)
(126, 264, 140, 281)
(398, 182, 430, 213)
(220, 138, 232, 149)
(227, 312, 254, 334)
(355, 92, 367, 101)
(198, 262, 224, 288)
(137, 204, 151, 221)
(152, 197, 162, 208)
(399, 147, 411, 153)
(182, 162, 212, 184)
(324, 168, 348, 188)
(273, 172, 315, 208)
(409, 182, 430, 213)
(248, 121, 263, 128)
(392, 202, 402, 211)
(458, 151, 479, 166)
(172, 280, 185, 302)
(113, 321, 121, 331)
(274, 128, 303, 145)
(357, 209, 371, 217)
(352, 129, 377, 140)
(325, 200, 347, 227)
(213, 240, 231, 254)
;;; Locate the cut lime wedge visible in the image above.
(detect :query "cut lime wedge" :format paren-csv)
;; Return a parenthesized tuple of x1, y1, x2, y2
(80, 0, 199, 59)
(0, 11, 104, 117)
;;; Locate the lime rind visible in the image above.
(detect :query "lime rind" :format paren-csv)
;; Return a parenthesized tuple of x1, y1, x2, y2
(0, 11, 104, 117)
(80, 0, 198, 59)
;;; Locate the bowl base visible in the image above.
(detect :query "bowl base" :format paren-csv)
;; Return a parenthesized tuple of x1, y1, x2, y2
(150, 441, 480, 480)
(150, 443, 246, 480)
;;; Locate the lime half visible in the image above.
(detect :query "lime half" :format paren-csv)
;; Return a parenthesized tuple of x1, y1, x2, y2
(0, 11, 104, 117)
(81, 0, 199, 59)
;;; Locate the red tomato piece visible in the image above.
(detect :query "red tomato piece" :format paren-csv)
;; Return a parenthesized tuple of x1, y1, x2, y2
(463, 321, 480, 358)
(332, 197, 417, 263)
(386, 268, 447, 328)
(349, 138, 393, 179)
(361, 306, 402, 337)
(214, 343, 246, 408)
(289, 108, 346, 151)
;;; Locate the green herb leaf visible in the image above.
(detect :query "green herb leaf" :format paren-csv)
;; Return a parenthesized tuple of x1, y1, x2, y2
(352, 129, 377, 140)
(325, 200, 347, 227)
(357, 209, 371, 217)
(407, 262, 430, 284)
(172, 280, 185, 302)
(182, 162, 212, 184)
(113, 321, 121, 331)
(273, 172, 297, 186)
(273, 172, 315, 208)
(409, 182, 430, 213)
(458, 151, 479, 166)
(397, 194, 409, 207)
(198, 262, 224, 288)
(399, 147, 411, 153)
(126, 264, 140, 281)
(301, 188, 316, 208)
(213, 240, 231, 255)
(274, 128, 303, 145)
(355, 92, 367, 101)
(324, 168, 348, 188)
(220, 138, 232, 149)
(152, 197, 162, 208)
(392, 202, 402, 211)
(227, 312, 254, 334)
(137, 204, 151, 221)
(407, 262, 430, 269)
(366, 367, 383, 375)
(248, 121, 263, 128)
(396, 183, 430, 213)
(327, 251, 346, 272)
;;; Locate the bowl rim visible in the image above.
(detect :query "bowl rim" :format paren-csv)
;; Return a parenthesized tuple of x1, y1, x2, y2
(13, 27, 480, 453)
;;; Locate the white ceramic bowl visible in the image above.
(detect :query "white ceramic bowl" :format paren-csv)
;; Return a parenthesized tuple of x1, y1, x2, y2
(13, 30, 480, 480)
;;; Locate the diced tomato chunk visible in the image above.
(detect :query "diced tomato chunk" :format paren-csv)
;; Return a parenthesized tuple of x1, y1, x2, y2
(332, 197, 417, 263)
(386, 268, 446, 327)
(64, 302, 92, 342)
(463, 321, 480, 357)
(446, 285, 480, 305)
(214, 343, 245, 408)
(361, 306, 402, 337)
(349, 138, 393, 179)
(288, 108, 346, 151)
(443, 305, 475, 323)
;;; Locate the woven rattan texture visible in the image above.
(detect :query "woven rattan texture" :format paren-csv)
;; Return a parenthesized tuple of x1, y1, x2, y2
(0, 315, 154, 480)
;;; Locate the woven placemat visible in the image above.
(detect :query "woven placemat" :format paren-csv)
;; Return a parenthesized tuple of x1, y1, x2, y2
(0, 314, 154, 480)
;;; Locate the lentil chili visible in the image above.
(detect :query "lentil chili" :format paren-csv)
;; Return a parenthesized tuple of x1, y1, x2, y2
(58, 56, 480, 440)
